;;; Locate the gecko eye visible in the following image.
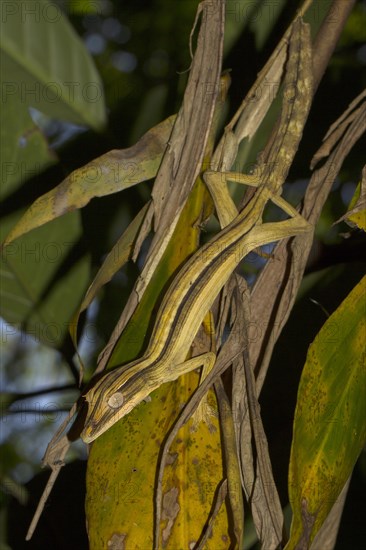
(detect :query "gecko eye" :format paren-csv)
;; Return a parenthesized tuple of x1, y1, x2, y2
(107, 392, 124, 409)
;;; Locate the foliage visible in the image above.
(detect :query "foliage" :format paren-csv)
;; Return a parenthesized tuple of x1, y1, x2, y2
(1, 1, 365, 549)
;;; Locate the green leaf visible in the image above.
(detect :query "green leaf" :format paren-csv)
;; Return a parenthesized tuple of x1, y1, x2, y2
(66, 0, 105, 15)
(0, 92, 56, 200)
(70, 203, 150, 348)
(224, 0, 260, 55)
(286, 275, 366, 549)
(0, 0, 106, 129)
(0, 210, 90, 347)
(130, 84, 169, 144)
(249, 0, 287, 50)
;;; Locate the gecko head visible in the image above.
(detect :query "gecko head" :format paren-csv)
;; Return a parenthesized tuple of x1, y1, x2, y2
(80, 364, 148, 443)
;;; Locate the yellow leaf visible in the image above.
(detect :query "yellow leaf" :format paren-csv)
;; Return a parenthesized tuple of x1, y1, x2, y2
(3, 116, 175, 246)
(86, 372, 228, 549)
(85, 178, 232, 547)
(286, 275, 366, 549)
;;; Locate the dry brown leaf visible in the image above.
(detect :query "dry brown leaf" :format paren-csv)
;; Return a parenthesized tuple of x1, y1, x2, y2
(251, 95, 366, 394)
(310, 477, 351, 550)
(215, 377, 244, 547)
(311, 89, 366, 169)
(227, 279, 283, 549)
(98, 0, 225, 372)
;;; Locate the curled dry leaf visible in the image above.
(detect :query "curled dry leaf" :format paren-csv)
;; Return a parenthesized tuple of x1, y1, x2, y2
(310, 90, 366, 170)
